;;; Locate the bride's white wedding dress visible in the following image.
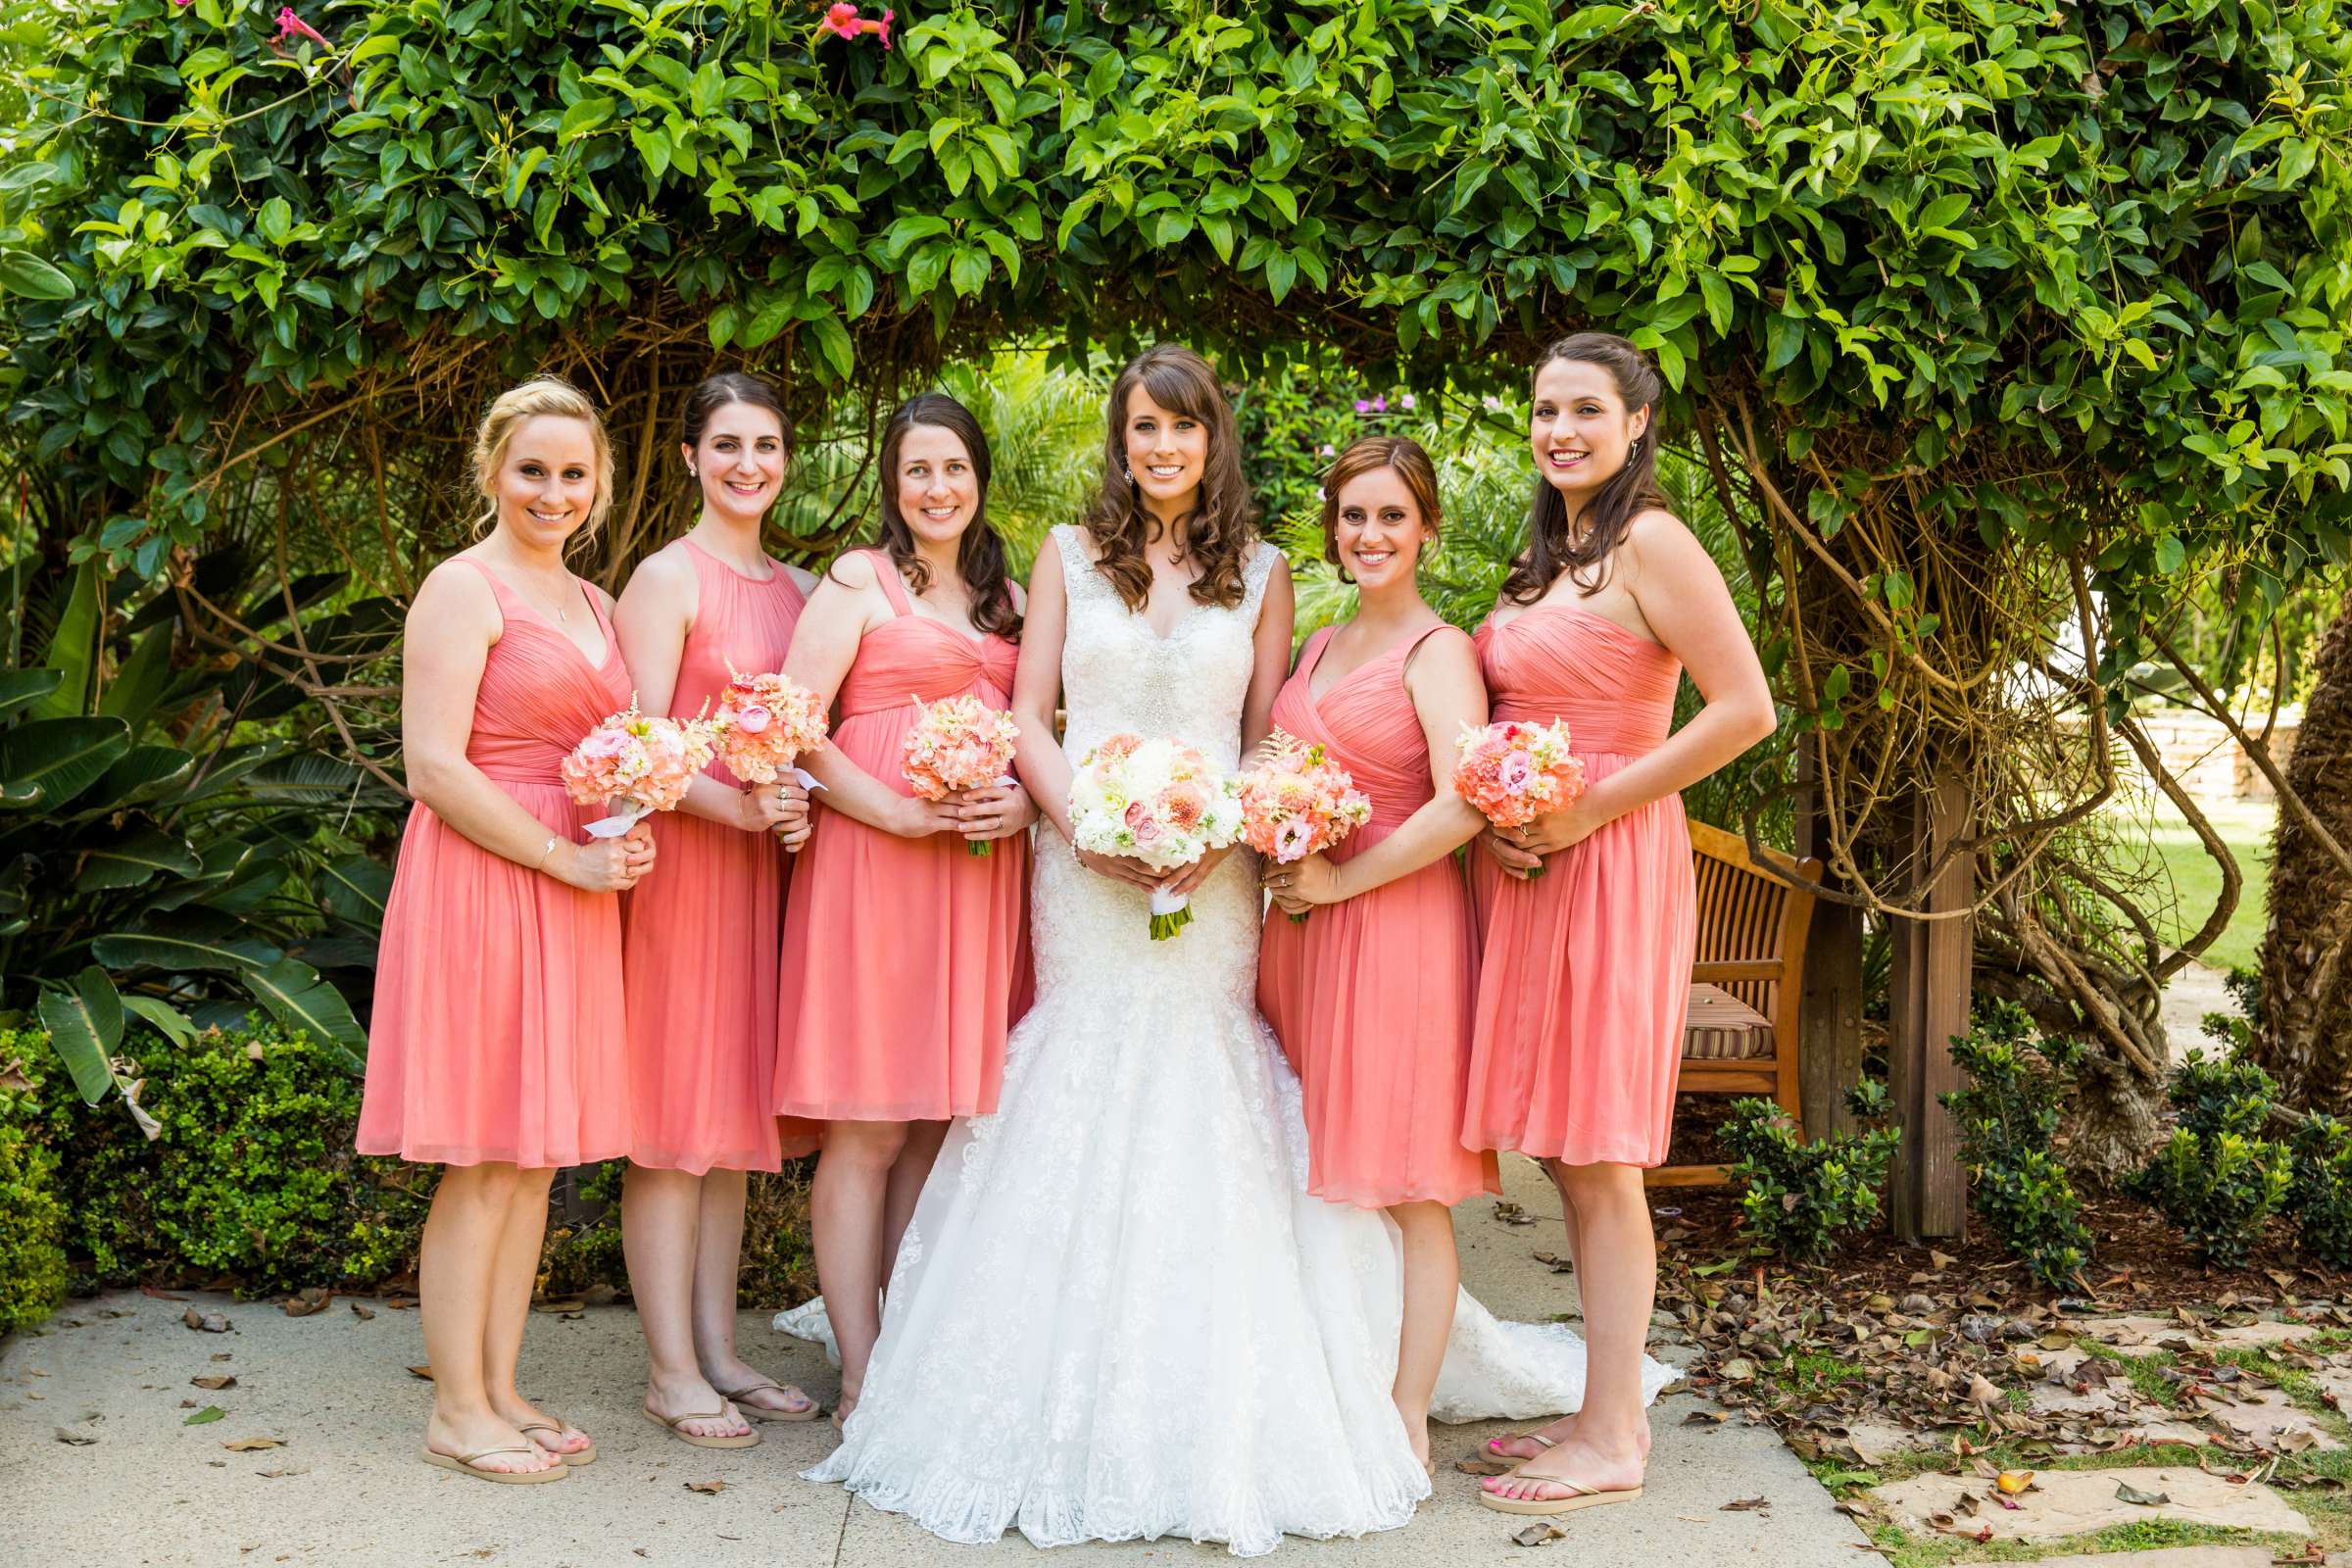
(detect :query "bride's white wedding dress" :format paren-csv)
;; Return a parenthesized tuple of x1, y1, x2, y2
(792, 528, 1675, 1555)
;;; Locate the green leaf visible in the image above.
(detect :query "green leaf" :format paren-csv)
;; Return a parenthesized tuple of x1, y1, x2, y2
(184, 1406, 226, 1426)
(34, 561, 99, 718)
(0, 668, 62, 719)
(0, 716, 132, 811)
(0, 251, 74, 300)
(37, 966, 123, 1104)
(318, 856, 393, 927)
(806, 312, 854, 382)
(90, 746, 197, 808)
(557, 96, 613, 141)
(247, 958, 368, 1069)
(94, 925, 280, 977)
(76, 826, 202, 891)
(2154, 534, 2185, 574)
(121, 996, 197, 1049)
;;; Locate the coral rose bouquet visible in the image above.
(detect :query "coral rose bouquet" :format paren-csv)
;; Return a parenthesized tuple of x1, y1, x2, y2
(1450, 719, 1587, 878)
(710, 665, 830, 844)
(902, 694, 1022, 857)
(1238, 730, 1372, 923)
(562, 702, 719, 838)
(1068, 732, 1243, 940)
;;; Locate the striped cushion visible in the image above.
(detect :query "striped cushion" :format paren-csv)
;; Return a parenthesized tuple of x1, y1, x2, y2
(1684, 983, 1772, 1061)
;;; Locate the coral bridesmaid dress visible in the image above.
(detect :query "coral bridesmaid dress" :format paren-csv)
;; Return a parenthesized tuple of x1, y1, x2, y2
(359, 559, 634, 1169)
(1257, 624, 1500, 1208)
(772, 551, 1031, 1122)
(622, 539, 814, 1173)
(1463, 603, 1696, 1168)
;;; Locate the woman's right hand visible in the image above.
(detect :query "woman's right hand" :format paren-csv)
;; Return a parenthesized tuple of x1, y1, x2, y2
(551, 827, 657, 893)
(1075, 847, 1162, 890)
(889, 794, 963, 841)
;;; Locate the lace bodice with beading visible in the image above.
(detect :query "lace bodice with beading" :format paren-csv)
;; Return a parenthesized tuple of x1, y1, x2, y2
(1052, 523, 1277, 772)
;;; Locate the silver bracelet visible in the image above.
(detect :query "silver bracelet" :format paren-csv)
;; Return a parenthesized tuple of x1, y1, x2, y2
(533, 834, 561, 871)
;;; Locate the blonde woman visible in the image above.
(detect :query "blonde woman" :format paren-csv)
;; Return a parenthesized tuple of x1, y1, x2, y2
(358, 377, 655, 1482)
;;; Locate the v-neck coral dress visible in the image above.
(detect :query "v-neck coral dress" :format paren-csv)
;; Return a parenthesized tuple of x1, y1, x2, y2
(1463, 602, 1696, 1168)
(1256, 623, 1500, 1207)
(621, 539, 814, 1173)
(359, 558, 635, 1169)
(771, 551, 1032, 1122)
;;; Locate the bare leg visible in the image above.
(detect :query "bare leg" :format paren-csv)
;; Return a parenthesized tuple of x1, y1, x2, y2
(482, 1166, 595, 1456)
(692, 1167, 813, 1417)
(1389, 1200, 1458, 1469)
(881, 1120, 948, 1270)
(1484, 1160, 1653, 1503)
(1490, 1161, 1591, 1460)
(419, 1162, 561, 1474)
(622, 1163, 750, 1441)
(810, 1120, 910, 1418)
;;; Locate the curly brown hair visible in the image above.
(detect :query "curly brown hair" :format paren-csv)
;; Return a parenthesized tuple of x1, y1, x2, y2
(1501, 332, 1668, 606)
(1079, 344, 1259, 612)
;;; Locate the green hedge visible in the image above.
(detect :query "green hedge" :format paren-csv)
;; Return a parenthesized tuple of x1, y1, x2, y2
(28, 1021, 430, 1297)
(0, 1038, 68, 1334)
(0, 1023, 815, 1318)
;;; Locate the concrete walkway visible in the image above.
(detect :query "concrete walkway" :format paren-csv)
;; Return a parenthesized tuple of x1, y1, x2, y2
(1, 1161, 1865, 1567)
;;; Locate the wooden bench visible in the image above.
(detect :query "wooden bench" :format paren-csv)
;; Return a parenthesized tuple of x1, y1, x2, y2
(1644, 819, 1823, 1188)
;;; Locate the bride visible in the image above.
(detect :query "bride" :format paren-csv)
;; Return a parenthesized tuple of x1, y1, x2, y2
(796, 346, 1672, 1556)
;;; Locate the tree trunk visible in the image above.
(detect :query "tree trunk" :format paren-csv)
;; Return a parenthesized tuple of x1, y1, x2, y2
(2066, 1049, 2171, 1187)
(2254, 609, 2352, 1111)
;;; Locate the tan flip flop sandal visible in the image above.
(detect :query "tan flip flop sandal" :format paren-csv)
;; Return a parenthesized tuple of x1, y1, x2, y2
(642, 1405, 760, 1449)
(715, 1380, 821, 1425)
(1482, 1431, 1556, 1472)
(420, 1445, 570, 1484)
(518, 1416, 597, 1465)
(1476, 1479, 1643, 1516)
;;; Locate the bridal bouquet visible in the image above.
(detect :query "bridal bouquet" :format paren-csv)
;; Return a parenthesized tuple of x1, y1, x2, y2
(1068, 732, 1242, 939)
(710, 664, 830, 786)
(1238, 730, 1372, 923)
(562, 703, 719, 838)
(1451, 719, 1586, 878)
(902, 694, 1022, 857)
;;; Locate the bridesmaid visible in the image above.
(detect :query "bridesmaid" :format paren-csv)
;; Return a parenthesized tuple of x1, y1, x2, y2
(1465, 334, 1776, 1516)
(612, 372, 821, 1448)
(1256, 435, 1501, 1470)
(772, 392, 1035, 1424)
(358, 377, 655, 1483)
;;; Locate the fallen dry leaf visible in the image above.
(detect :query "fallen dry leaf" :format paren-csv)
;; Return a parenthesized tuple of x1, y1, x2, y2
(141, 1285, 188, 1302)
(1682, 1409, 1729, 1426)
(181, 1307, 230, 1333)
(191, 1375, 236, 1391)
(53, 1428, 96, 1446)
(222, 1437, 285, 1452)
(280, 1289, 330, 1318)
(1721, 1496, 1770, 1511)
(1511, 1523, 1563, 1547)
(1455, 1456, 1514, 1476)
(405, 1365, 434, 1381)
(686, 1479, 725, 1494)
(2114, 1479, 2171, 1506)
(257, 1467, 310, 1479)
(348, 1302, 375, 1322)
(1995, 1469, 2035, 1494)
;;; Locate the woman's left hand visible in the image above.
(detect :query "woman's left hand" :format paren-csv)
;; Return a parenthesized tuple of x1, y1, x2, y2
(1260, 851, 1341, 914)
(952, 779, 1038, 845)
(1160, 842, 1236, 900)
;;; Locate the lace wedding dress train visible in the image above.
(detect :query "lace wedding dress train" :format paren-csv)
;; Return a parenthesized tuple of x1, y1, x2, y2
(789, 530, 1675, 1556)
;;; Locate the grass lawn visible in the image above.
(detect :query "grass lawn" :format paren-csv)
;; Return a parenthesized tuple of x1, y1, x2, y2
(2108, 796, 2275, 974)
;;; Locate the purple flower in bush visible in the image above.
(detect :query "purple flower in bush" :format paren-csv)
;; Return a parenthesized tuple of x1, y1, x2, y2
(1352, 398, 1372, 415)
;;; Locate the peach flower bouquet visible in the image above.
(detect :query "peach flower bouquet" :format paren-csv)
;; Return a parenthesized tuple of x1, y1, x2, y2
(1450, 718, 1587, 877)
(562, 703, 720, 838)
(1237, 730, 1371, 922)
(902, 694, 1022, 857)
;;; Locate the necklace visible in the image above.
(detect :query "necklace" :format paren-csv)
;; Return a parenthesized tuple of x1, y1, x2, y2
(502, 562, 575, 624)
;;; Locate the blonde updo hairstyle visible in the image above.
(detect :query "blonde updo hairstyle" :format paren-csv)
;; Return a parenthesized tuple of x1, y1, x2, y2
(468, 375, 616, 548)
